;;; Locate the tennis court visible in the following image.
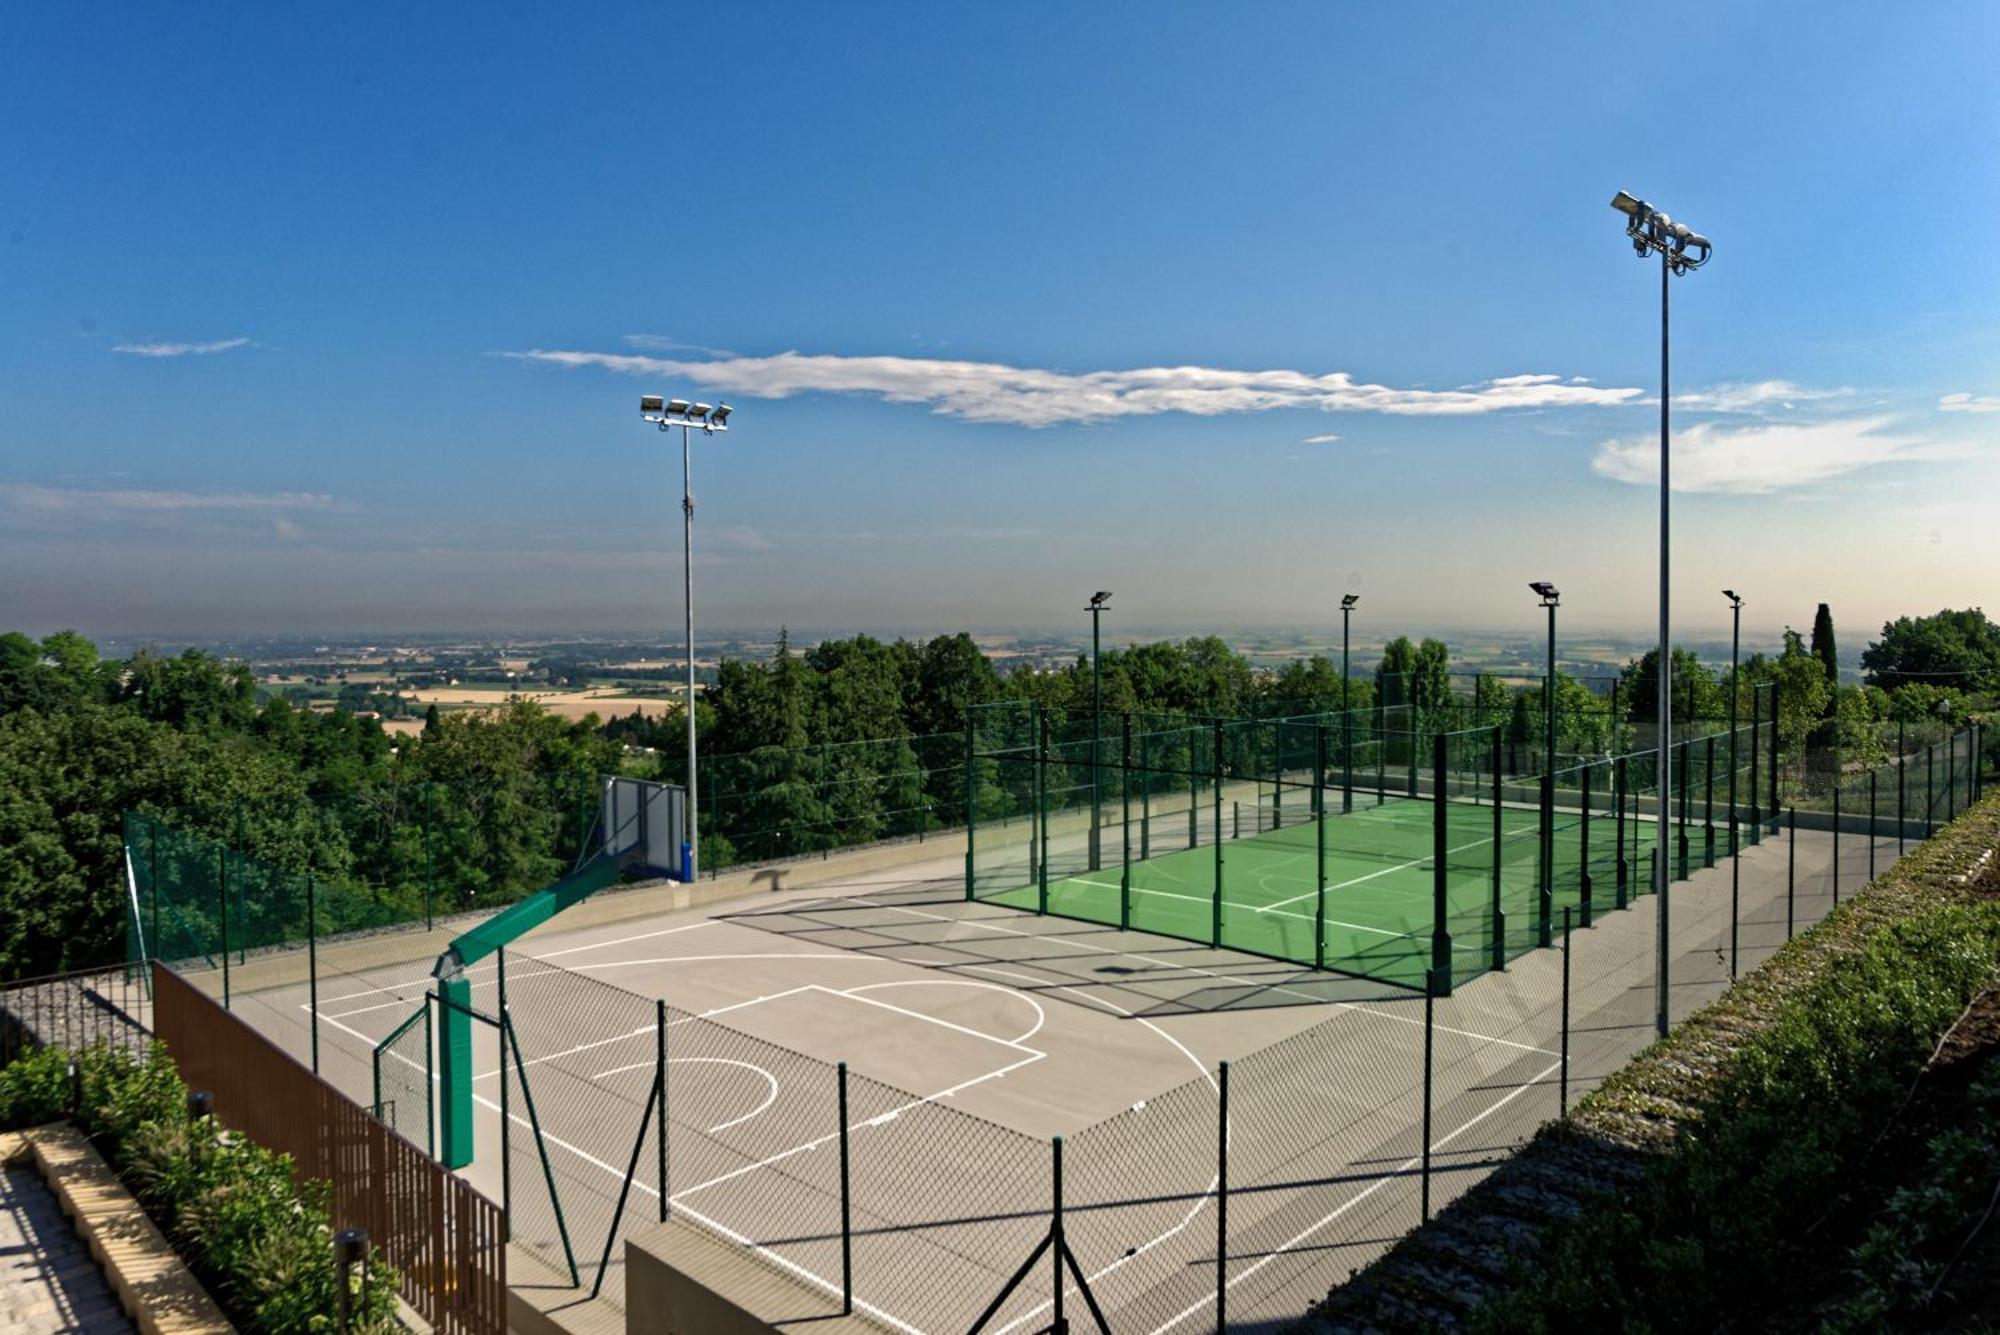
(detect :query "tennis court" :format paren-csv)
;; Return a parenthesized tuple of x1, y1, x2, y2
(979, 791, 1670, 990)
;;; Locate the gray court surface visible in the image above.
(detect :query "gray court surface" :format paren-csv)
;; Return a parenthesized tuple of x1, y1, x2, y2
(207, 818, 1882, 1333)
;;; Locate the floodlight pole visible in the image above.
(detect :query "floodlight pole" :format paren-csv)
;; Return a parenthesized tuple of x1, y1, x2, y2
(680, 421, 698, 880)
(642, 396, 733, 881)
(1654, 244, 1673, 1036)
(1611, 190, 1710, 1039)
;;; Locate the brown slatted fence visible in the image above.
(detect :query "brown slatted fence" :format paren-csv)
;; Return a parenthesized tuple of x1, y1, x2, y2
(153, 963, 505, 1335)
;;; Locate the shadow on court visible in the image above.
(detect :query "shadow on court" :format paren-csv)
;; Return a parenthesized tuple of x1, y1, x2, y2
(717, 880, 1413, 1018)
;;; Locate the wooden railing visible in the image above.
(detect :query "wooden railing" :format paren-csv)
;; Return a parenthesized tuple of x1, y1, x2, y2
(154, 964, 506, 1335)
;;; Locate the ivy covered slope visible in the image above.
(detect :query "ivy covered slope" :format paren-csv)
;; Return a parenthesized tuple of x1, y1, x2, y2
(1300, 791, 2000, 1335)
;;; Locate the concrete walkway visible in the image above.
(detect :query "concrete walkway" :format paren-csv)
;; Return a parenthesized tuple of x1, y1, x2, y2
(0, 1163, 137, 1334)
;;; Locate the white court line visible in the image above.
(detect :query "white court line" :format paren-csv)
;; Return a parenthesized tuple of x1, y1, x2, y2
(1256, 820, 1541, 915)
(591, 1056, 780, 1134)
(1064, 875, 1409, 942)
(1144, 1057, 1566, 1335)
(534, 919, 718, 958)
(843, 980, 1049, 1047)
(985, 982, 1219, 1335)
(864, 898, 1557, 1057)
(670, 1049, 1048, 1200)
(316, 993, 972, 1335)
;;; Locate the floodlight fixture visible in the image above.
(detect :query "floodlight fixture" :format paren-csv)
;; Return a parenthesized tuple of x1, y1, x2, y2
(1723, 589, 1742, 607)
(1341, 593, 1359, 609)
(1530, 581, 1559, 604)
(637, 393, 745, 881)
(1089, 590, 1113, 608)
(1611, 186, 1715, 1036)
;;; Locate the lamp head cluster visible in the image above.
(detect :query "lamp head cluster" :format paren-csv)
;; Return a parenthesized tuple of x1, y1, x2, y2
(1530, 581, 1560, 607)
(1610, 191, 1711, 274)
(640, 395, 732, 433)
(1087, 591, 1113, 610)
(1723, 589, 1742, 608)
(1341, 594, 1359, 610)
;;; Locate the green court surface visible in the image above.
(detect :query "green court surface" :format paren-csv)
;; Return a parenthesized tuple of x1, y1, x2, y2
(980, 796, 1674, 990)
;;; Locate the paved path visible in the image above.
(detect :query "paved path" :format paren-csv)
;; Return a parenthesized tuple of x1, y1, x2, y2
(0, 1163, 136, 1334)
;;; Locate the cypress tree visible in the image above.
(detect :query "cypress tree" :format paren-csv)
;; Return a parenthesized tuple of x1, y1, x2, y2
(1810, 603, 1839, 687)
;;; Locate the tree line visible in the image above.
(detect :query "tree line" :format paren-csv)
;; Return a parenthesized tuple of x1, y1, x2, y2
(3, 608, 1993, 979)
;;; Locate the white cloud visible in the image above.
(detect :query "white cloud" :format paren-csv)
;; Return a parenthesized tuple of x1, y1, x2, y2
(111, 337, 250, 358)
(1672, 380, 1852, 413)
(622, 333, 736, 358)
(504, 348, 1645, 427)
(1940, 392, 2000, 414)
(1301, 433, 1343, 444)
(1590, 416, 1969, 494)
(0, 483, 339, 513)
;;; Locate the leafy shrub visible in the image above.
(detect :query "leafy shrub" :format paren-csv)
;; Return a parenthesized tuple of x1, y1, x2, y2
(1, 1041, 400, 1333)
(1469, 898, 2000, 1333)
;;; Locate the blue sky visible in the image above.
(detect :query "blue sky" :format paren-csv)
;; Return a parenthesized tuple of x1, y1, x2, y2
(4, 2, 1997, 645)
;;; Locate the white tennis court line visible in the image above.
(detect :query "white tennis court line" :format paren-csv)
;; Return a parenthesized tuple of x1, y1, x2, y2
(1061, 874, 1410, 941)
(1256, 819, 1543, 915)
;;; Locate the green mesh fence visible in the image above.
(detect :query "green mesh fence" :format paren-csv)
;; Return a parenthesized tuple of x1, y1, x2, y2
(968, 700, 1777, 992)
(373, 998, 434, 1157)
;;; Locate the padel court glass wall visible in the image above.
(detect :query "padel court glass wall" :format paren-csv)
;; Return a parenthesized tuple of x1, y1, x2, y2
(966, 690, 1779, 993)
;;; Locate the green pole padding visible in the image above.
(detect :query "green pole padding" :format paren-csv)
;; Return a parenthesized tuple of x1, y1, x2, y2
(438, 975, 474, 1169)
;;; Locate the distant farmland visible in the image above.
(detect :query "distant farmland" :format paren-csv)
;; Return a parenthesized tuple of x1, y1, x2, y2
(405, 686, 682, 723)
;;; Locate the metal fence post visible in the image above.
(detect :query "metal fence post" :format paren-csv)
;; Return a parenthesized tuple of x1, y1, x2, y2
(147, 820, 160, 970)
(1491, 727, 1506, 972)
(1615, 754, 1628, 910)
(1833, 782, 1842, 906)
(306, 874, 319, 1074)
(217, 844, 230, 1010)
(1869, 770, 1878, 882)
(1052, 1136, 1066, 1333)
(1212, 719, 1224, 948)
(1787, 807, 1797, 940)
(1677, 739, 1691, 881)
(1948, 729, 1958, 823)
(964, 721, 977, 902)
(1729, 832, 1740, 979)
(1120, 713, 1132, 932)
(1217, 1059, 1229, 1330)
(500, 950, 512, 1228)
(1579, 763, 1593, 928)
(839, 1061, 852, 1314)
(1314, 728, 1328, 968)
(1036, 710, 1050, 914)
(1560, 905, 1571, 1115)
(1431, 732, 1453, 995)
(1421, 974, 1435, 1222)
(1703, 734, 1716, 868)
(1920, 747, 1936, 839)
(657, 999, 668, 1224)
(423, 779, 435, 931)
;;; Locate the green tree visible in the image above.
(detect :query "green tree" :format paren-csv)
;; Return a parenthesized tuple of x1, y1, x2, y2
(1619, 648, 1723, 723)
(1860, 608, 2000, 693)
